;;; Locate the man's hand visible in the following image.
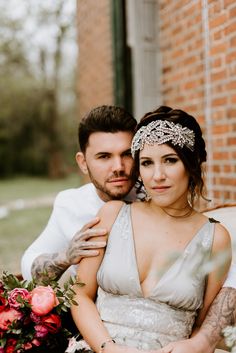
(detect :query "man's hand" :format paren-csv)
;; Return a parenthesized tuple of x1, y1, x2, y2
(31, 217, 107, 283)
(65, 217, 107, 265)
(155, 337, 214, 353)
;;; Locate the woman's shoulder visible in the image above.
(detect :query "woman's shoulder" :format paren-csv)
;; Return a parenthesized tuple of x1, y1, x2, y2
(96, 200, 126, 231)
(211, 220, 232, 253)
(196, 212, 231, 250)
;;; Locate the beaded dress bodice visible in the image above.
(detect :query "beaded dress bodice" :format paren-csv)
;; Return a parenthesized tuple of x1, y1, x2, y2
(96, 204, 215, 350)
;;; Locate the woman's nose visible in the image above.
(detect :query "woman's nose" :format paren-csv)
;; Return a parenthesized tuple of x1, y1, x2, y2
(153, 165, 166, 180)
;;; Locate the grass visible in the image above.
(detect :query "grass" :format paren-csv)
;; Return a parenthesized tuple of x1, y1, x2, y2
(0, 173, 82, 274)
(0, 173, 81, 204)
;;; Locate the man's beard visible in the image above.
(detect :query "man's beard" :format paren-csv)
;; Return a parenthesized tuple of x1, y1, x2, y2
(88, 169, 135, 201)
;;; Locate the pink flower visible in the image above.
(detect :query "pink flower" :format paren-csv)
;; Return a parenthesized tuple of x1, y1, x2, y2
(32, 338, 41, 346)
(22, 342, 32, 350)
(8, 288, 30, 309)
(34, 324, 49, 338)
(30, 312, 41, 323)
(0, 308, 22, 330)
(30, 286, 59, 316)
(41, 313, 61, 333)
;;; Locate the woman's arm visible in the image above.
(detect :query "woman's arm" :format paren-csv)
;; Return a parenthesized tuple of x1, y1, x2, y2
(71, 201, 123, 352)
(71, 201, 152, 353)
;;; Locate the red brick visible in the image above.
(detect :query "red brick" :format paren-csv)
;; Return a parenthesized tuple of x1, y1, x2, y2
(209, 14, 228, 29)
(212, 97, 228, 107)
(212, 124, 229, 134)
(226, 51, 236, 64)
(210, 43, 228, 55)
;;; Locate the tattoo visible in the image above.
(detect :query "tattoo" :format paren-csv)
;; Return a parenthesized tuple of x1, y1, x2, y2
(200, 287, 236, 348)
(31, 253, 69, 284)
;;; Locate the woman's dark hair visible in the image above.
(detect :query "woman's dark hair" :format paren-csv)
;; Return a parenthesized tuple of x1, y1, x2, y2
(134, 106, 207, 205)
(78, 105, 137, 153)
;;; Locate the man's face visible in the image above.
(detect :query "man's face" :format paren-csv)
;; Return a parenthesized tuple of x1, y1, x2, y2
(76, 131, 135, 201)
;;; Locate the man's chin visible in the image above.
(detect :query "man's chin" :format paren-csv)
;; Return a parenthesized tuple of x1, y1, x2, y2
(105, 186, 132, 200)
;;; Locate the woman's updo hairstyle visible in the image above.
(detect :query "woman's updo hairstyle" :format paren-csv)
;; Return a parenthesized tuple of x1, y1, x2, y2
(133, 106, 207, 205)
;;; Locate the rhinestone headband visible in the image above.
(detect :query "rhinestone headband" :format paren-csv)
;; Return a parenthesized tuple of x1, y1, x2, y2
(131, 120, 195, 157)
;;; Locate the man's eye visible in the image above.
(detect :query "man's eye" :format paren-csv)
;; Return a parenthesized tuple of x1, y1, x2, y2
(123, 151, 132, 157)
(98, 155, 109, 159)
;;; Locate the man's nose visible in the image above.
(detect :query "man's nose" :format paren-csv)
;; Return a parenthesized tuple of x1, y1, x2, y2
(111, 157, 124, 172)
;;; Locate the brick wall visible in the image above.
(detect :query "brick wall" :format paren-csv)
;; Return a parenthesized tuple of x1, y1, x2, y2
(159, 0, 236, 206)
(77, 0, 114, 118)
(76, 0, 236, 206)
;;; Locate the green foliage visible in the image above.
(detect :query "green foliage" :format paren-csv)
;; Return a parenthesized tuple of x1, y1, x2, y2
(0, 0, 77, 178)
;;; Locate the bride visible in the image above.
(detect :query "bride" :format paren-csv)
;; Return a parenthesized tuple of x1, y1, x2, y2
(69, 106, 231, 353)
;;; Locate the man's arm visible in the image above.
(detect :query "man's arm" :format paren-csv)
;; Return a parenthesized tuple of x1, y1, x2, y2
(31, 218, 107, 283)
(197, 287, 236, 351)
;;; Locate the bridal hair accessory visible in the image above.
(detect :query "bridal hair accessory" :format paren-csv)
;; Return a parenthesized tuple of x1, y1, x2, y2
(131, 120, 195, 157)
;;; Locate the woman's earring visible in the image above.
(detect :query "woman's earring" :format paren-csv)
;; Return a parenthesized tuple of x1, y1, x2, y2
(141, 185, 151, 201)
(136, 178, 151, 201)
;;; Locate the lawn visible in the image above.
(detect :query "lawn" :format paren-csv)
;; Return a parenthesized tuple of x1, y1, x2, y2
(0, 173, 82, 274)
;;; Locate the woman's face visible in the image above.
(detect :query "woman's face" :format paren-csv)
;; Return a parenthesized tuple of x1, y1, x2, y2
(139, 143, 189, 208)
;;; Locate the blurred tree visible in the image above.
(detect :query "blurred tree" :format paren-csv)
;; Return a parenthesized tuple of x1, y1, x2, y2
(0, 0, 77, 178)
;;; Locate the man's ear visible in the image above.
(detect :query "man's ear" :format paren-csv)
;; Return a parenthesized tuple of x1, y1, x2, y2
(76, 152, 88, 175)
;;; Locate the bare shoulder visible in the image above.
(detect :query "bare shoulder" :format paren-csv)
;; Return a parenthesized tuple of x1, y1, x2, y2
(212, 221, 232, 254)
(96, 200, 126, 232)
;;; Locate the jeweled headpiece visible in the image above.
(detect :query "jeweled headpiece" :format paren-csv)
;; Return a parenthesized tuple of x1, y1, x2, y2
(131, 120, 195, 157)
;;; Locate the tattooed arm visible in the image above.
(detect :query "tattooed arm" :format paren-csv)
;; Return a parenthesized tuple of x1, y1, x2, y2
(155, 287, 236, 353)
(31, 218, 107, 283)
(197, 287, 236, 351)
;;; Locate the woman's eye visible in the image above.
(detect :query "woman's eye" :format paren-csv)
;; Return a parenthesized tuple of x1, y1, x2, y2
(140, 160, 152, 167)
(165, 157, 178, 164)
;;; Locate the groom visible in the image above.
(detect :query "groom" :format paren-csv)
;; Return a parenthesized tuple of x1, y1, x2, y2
(21, 105, 236, 353)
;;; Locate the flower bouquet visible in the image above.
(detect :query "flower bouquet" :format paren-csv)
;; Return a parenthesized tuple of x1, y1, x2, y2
(0, 272, 82, 353)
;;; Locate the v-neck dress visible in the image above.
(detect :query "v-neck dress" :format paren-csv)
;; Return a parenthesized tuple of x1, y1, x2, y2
(95, 204, 215, 350)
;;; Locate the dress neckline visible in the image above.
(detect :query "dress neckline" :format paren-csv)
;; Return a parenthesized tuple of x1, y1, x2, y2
(126, 204, 211, 299)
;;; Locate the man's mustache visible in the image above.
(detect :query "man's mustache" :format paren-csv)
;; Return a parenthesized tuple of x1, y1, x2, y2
(107, 171, 131, 181)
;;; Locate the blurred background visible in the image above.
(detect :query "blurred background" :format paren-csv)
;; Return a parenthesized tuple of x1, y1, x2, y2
(0, 0, 236, 274)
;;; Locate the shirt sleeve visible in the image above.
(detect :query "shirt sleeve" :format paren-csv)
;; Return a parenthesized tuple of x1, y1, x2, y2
(21, 193, 81, 280)
(223, 261, 236, 289)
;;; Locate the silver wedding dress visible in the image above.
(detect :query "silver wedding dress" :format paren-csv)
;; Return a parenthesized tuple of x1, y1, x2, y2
(74, 204, 216, 351)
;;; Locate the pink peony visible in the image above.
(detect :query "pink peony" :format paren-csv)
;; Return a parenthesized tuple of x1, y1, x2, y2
(8, 288, 30, 309)
(34, 324, 49, 338)
(41, 313, 61, 333)
(0, 308, 22, 330)
(30, 286, 59, 316)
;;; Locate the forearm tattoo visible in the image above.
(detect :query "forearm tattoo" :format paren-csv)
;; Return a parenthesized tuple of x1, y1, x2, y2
(31, 253, 69, 283)
(200, 287, 236, 348)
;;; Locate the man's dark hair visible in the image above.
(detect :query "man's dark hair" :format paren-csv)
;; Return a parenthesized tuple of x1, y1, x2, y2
(78, 105, 137, 153)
